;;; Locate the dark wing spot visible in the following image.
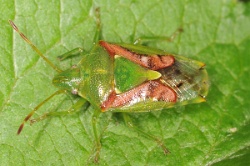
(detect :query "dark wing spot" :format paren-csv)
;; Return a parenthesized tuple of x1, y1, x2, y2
(176, 82, 183, 88)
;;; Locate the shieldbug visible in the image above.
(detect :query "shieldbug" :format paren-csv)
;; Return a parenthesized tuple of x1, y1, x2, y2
(9, 19, 209, 162)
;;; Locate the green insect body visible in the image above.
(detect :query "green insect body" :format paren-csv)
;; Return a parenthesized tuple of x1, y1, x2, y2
(52, 40, 208, 113)
(9, 20, 209, 162)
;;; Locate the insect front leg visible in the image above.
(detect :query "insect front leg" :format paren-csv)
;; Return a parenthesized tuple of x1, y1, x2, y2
(57, 47, 84, 60)
(93, 7, 101, 43)
(29, 98, 89, 124)
(122, 113, 170, 155)
(17, 89, 67, 134)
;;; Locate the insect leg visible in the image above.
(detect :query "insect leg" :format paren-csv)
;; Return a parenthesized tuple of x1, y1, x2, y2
(57, 47, 84, 60)
(122, 113, 170, 154)
(58, 8, 101, 63)
(93, 7, 101, 43)
(29, 98, 89, 124)
(133, 28, 183, 45)
(91, 109, 102, 163)
(17, 89, 67, 134)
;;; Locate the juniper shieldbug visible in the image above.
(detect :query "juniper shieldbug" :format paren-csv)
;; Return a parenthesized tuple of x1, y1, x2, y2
(9, 19, 209, 162)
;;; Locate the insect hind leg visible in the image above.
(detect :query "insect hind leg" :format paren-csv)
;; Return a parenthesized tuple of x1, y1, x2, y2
(122, 113, 170, 154)
(133, 28, 183, 45)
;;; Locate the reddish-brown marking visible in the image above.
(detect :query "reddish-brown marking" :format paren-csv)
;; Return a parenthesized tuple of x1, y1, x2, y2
(24, 113, 32, 121)
(17, 112, 33, 134)
(101, 81, 176, 111)
(99, 41, 175, 70)
(101, 91, 117, 112)
(17, 123, 24, 135)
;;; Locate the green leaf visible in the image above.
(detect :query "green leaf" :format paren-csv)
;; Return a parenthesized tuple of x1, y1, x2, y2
(1, 0, 250, 165)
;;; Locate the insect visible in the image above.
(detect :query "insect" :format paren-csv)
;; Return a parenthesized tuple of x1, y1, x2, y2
(9, 20, 209, 162)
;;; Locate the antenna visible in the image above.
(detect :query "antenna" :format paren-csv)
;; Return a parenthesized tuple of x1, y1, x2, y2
(17, 90, 66, 134)
(9, 20, 62, 73)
